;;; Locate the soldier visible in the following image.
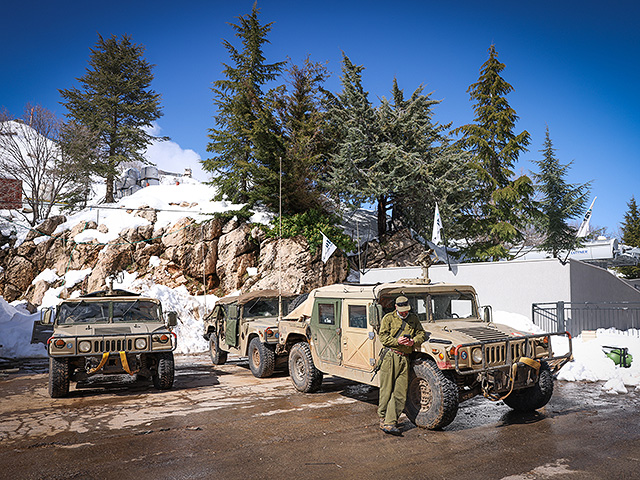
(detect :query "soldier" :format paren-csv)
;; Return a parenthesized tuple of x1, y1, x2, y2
(377, 295, 427, 435)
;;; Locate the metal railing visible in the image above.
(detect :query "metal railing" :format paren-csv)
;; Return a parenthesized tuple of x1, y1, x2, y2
(532, 301, 640, 337)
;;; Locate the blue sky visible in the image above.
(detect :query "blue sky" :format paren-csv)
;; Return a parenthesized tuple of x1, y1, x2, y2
(2, 0, 638, 235)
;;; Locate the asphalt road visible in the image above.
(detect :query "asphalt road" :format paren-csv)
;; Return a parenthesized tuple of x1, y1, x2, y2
(0, 354, 638, 480)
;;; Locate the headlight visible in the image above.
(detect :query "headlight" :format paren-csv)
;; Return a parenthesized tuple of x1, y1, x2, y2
(78, 341, 91, 353)
(135, 338, 147, 350)
(472, 348, 483, 364)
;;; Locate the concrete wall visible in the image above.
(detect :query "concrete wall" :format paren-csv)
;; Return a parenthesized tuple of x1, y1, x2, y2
(569, 260, 640, 304)
(361, 259, 573, 319)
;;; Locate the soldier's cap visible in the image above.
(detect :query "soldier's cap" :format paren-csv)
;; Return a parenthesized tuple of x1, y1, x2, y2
(395, 296, 410, 312)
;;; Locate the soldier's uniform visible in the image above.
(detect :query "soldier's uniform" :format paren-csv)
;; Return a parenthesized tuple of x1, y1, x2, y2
(377, 299, 427, 434)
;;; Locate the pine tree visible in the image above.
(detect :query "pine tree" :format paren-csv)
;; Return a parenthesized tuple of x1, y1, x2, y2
(532, 126, 591, 258)
(377, 79, 477, 242)
(617, 197, 640, 279)
(204, 3, 285, 205)
(454, 45, 535, 260)
(274, 58, 330, 214)
(60, 34, 163, 203)
(323, 54, 384, 233)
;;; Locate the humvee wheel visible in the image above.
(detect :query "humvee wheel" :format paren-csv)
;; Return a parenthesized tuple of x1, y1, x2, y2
(288, 342, 323, 393)
(248, 337, 275, 378)
(152, 352, 175, 390)
(405, 359, 459, 430)
(49, 357, 70, 398)
(503, 364, 554, 412)
(209, 332, 228, 365)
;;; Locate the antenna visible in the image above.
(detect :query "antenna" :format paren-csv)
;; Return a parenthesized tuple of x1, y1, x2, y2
(278, 156, 283, 321)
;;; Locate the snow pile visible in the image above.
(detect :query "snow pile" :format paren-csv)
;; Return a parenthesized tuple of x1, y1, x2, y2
(494, 311, 640, 394)
(0, 297, 46, 358)
(51, 182, 260, 244)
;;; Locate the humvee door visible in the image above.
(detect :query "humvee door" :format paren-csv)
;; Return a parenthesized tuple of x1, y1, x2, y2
(311, 299, 342, 365)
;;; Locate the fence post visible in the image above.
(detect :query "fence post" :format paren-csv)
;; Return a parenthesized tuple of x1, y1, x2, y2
(556, 301, 566, 333)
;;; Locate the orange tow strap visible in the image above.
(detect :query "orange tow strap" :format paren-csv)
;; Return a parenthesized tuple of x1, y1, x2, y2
(119, 351, 137, 375)
(88, 352, 109, 374)
(485, 357, 541, 402)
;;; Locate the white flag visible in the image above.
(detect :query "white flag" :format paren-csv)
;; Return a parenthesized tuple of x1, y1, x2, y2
(432, 203, 443, 245)
(577, 197, 597, 238)
(321, 232, 337, 263)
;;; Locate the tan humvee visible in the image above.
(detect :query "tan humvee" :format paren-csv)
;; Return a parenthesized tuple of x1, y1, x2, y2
(41, 288, 178, 398)
(278, 278, 572, 430)
(202, 290, 300, 378)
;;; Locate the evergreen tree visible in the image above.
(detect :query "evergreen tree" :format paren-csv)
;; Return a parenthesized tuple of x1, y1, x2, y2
(273, 58, 331, 214)
(323, 55, 384, 233)
(617, 197, 640, 278)
(60, 34, 163, 203)
(204, 3, 285, 205)
(532, 126, 591, 258)
(454, 45, 535, 260)
(377, 79, 477, 242)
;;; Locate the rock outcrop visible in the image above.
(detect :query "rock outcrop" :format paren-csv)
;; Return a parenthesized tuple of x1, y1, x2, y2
(0, 208, 364, 304)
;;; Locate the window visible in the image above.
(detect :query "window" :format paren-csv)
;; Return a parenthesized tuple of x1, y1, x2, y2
(318, 303, 335, 325)
(348, 305, 367, 329)
(245, 299, 278, 318)
(431, 293, 475, 320)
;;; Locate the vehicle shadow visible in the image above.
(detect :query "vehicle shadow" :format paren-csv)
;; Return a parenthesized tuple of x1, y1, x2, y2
(67, 362, 222, 398)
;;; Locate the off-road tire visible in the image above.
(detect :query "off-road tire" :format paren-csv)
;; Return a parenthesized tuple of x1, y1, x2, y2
(503, 364, 554, 412)
(405, 359, 459, 430)
(49, 357, 70, 398)
(209, 332, 228, 365)
(289, 342, 323, 393)
(248, 337, 276, 378)
(152, 352, 175, 390)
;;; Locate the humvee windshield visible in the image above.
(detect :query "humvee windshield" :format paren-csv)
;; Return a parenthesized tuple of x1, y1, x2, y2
(379, 291, 477, 322)
(57, 300, 161, 324)
(243, 298, 292, 318)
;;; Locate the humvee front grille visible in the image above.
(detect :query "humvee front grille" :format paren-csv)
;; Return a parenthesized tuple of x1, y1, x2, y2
(454, 332, 573, 376)
(483, 341, 526, 366)
(95, 339, 134, 352)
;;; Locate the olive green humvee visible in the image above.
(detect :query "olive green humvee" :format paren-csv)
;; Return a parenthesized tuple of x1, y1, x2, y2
(41, 289, 178, 398)
(278, 279, 572, 430)
(202, 290, 300, 378)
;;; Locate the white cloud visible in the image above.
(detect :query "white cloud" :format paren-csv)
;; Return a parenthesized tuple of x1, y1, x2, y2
(143, 123, 208, 181)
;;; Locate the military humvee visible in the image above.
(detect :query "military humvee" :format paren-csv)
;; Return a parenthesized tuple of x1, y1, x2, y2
(278, 279, 572, 430)
(203, 290, 299, 378)
(40, 288, 178, 398)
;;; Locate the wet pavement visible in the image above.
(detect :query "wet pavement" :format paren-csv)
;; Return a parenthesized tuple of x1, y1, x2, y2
(0, 354, 638, 480)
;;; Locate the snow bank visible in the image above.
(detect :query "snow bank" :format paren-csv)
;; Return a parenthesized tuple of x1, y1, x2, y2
(0, 298, 46, 359)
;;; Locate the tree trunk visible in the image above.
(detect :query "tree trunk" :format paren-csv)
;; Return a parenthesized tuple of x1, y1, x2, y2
(377, 196, 387, 237)
(105, 173, 115, 203)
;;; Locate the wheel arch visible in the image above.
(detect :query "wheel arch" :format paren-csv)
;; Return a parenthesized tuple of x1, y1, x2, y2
(244, 332, 261, 356)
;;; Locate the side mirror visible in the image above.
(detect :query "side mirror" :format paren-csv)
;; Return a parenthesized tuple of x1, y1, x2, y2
(166, 311, 178, 327)
(40, 308, 53, 325)
(480, 305, 492, 323)
(368, 303, 382, 330)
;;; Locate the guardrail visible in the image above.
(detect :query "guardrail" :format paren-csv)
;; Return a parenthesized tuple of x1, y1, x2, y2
(532, 301, 640, 337)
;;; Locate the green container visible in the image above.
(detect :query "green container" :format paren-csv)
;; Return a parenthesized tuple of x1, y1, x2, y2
(605, 348, 633, 368)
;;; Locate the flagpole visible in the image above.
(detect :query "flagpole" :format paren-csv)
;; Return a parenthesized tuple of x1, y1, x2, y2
(432, 202, 452, 271)
(441, 222, 452, 272)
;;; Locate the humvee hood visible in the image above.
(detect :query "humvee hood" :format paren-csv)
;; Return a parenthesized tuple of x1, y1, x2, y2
(426, 321, 524, 344)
